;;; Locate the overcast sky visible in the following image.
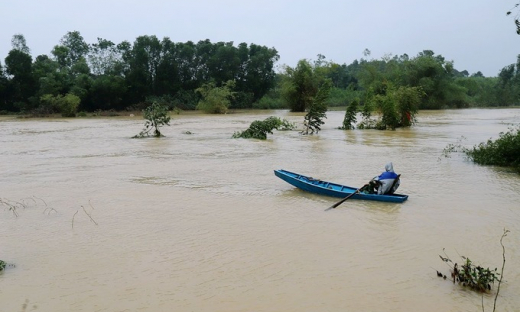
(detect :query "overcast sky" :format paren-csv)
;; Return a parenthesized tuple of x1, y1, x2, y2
(1, 0, 518, 77)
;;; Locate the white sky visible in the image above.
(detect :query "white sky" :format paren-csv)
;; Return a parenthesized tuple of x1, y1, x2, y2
(1, 0, 519, 77)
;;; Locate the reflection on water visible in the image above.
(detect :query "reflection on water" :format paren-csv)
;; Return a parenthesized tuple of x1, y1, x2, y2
(1, 108, 520, 312)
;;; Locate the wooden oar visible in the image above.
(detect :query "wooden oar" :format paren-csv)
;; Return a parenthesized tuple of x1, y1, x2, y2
(324, 184, 368, 211)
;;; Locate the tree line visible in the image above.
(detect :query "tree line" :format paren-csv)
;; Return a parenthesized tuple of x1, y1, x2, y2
(0, 31, 279, 114)
(0, 31, 519, 116)
(270, 50, 520, 112)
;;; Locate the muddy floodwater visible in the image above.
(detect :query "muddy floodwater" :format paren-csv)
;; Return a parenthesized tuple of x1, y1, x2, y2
(1, 108, 520, 312)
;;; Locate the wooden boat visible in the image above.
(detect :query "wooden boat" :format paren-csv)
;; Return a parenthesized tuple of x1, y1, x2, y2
(274, 169, 408, 203)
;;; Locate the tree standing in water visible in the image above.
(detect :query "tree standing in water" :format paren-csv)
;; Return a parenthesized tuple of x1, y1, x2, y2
(134, 102, 170, 137)
(302, 80, 331, 135)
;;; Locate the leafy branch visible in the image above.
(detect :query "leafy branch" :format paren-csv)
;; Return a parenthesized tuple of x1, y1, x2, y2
(506, 3, 520, 34)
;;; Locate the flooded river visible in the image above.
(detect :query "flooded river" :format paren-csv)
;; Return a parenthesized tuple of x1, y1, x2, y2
(1, 108, 519, 312)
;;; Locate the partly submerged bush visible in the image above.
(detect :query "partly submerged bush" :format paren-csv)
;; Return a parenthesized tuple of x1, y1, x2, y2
(465, 126, 520, 169)
(232, 116, 294, 140)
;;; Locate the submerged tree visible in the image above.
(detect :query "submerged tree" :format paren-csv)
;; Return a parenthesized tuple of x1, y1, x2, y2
(133, 102, 170, 137)
(232, 116, 294, 140)
(359, 83, 423, 130)
(340, 99, 359, 130)
(302, 80, 331, 135)
(281, 59, 319, 112)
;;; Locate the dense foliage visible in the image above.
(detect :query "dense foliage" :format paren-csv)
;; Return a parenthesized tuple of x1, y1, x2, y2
(465, 126, 520, 169)
(40, 93, 80, 117)
(1, 32, 520, 116)
(442, 126, 520, 171)
(196, 80, 236, 114)
(0, 32, 279, 114)
(275, 51, 520, 113)
(280, 59, 319, 112)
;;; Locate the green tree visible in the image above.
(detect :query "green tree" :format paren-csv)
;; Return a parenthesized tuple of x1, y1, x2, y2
(0, 61, 10, 112)
(89, 75, 127, 111)
(33, 55, 65, 96)
(302, 80, 331, 134)
(54, 31, 90, 68)
(196, 80, 236, 114)
(495, 57, 520, 105)
(134, 102, 171, 137)
(362, 83, 423, 130)
(340, 99, 359, 130)
(11, 34, 30, 54)
(88, 38, 121, 76)
(4, 48, 36, 111)
(281, 59, 319, 112)
(122, 35, 163, 102)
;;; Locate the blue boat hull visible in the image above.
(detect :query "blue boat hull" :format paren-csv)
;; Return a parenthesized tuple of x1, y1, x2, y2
(274, 169, 408, 203)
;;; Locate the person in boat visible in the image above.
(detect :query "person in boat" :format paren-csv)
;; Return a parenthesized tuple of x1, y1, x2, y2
(366, 162, 400, 195)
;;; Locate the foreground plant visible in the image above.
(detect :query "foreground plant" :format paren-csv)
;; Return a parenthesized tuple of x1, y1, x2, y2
(133, 102, 171, 138)
(437, 229, 508, 312)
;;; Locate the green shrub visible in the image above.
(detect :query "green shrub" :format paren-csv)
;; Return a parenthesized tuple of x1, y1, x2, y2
(465, 126, 520, 169)
(39, 93, 80, 117)
(253, 94, 287, 109)
(196, 80, 236, 114)
(59, 94, 80, 117)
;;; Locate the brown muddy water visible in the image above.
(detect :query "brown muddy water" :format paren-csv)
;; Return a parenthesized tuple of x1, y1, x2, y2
(1, 108, 520, 312)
